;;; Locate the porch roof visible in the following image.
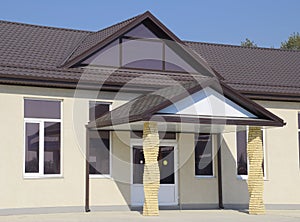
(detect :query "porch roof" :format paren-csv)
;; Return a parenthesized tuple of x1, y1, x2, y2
(87, 78, 285, 132)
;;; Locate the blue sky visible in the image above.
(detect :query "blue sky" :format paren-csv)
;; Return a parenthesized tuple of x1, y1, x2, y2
(1, 0, 299, 48)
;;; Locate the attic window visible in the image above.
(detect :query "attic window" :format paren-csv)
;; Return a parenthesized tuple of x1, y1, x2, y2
(81, 39, 119, 67)
(80, 23, 197, 73)
(124, 23, 158, 39)
(122, 38, 163, 70)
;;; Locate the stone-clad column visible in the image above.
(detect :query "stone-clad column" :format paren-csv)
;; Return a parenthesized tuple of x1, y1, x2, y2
(142, 122, 160, 216)
(247, 126, 265, 215)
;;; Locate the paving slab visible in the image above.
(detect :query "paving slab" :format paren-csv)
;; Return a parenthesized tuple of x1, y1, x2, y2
(0, 210, 299, 222)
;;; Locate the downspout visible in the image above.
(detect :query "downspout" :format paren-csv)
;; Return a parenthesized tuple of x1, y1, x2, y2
(217, 134, 224, 209)
(85, 127, 91, 212)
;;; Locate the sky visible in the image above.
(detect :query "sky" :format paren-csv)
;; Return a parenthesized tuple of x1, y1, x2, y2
(1, 0, 299, 48)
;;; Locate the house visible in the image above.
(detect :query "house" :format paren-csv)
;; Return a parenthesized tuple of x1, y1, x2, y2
(0, 11, 299, 216)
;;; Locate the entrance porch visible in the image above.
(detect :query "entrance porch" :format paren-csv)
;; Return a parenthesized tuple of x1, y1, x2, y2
(86, 81, 284, 215)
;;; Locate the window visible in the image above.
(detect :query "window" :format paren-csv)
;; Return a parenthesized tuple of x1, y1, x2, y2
(24, 99, 61, 177)
(89, 102, 111, 176)
(80, 23, 197, 73)
(122, 38, 163, 70)
(130, 131, 176, 140)
(195, 134, 214, 177)
(236, 129, 266, 179)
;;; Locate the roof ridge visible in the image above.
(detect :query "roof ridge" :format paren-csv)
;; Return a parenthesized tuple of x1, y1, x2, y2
(184, 40, 300, 53)
(0, 19, 92, 33)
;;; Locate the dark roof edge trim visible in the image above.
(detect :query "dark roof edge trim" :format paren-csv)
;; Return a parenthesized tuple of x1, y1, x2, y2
(60, 12, 148, 68)
(0, 77, 160, 93)
(219, 82, 285, 126)
(241, 92, 300, 102)
(87, 115, 284, 129)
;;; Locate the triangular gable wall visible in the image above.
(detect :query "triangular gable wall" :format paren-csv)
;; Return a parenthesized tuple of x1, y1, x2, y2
(157, 87, 258, 118)
(81, 23, 197, 73)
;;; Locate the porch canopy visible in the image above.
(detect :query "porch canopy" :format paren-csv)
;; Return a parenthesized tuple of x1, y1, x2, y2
(87, 77, 284, 133)
(86, 77, 285, 216)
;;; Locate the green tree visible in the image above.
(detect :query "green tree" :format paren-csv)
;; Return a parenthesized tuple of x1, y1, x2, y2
(280, 32, 300, 50)
(241, 38, 257, 47)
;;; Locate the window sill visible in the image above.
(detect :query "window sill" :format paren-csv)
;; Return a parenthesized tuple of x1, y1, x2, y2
(195, 175, 216, 179)
(236, 175, 268, 181)
(89, 175, 112, 179)
(23, 175, 63, 179)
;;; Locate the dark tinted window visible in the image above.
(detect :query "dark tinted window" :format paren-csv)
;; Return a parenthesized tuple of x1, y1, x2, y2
(165, 45, 196, 73)
(122, 38, 163, 70)
(82, 40, 120, 67)
(44, 122, 61, 174)
(25, 123, 39, 173)
(132, 146, 144, 184)
(89, 131, 110, 175)
(81, 23, 198, 73)
(131, 131, 176, 140)
(24, 99, 61, 119)
(195, 134, 213, 176)
(236, 130, 265, 176)
(124, 24, 158, 39)
(158, 146, 175, 184)
(89, 101, 110, 175)
(89, 102, 110, 122)
(237, 131, 248, 175)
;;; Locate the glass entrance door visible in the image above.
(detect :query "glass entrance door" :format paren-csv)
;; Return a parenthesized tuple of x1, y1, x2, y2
(131, 145, 177, 206)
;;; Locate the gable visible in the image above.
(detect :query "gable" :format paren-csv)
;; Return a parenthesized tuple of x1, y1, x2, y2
(80, 22, 197, 73)
(157, 87, 258, 118)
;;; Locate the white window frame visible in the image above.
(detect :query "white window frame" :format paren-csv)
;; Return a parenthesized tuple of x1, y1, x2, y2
(23, 99, 63, 179)
(236, 128, 267, 180)
(195, 134, 216, 178)
(88, 101, 112, 179)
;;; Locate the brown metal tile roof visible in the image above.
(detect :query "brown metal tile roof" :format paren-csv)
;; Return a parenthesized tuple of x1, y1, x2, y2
(185, 41, 300, 97)
(0, 20, 90, 69)
(1, 17, 300, 100)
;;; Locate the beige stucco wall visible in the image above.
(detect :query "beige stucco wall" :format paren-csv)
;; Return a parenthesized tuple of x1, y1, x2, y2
(178, 133, 218, 206)
(221, 132, 249, 206)
(1, 84, 300, 210)
(221, 100, 300, 207)
(0, 85, 138, 210)
(90, 131, 131, 207)
(257, 100, 300, 206)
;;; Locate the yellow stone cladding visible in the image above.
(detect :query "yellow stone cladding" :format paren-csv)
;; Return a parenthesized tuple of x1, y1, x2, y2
(247, 126, 265, 215)
(142, 122, 160, 216)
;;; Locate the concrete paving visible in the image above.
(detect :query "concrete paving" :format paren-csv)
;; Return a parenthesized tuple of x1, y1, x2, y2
(0, 210, 299, 222)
